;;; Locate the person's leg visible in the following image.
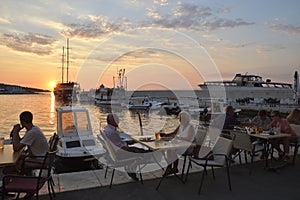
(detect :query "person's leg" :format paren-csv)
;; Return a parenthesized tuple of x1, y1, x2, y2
(282, 138, 290, 156)
(270, 139, 283, 157)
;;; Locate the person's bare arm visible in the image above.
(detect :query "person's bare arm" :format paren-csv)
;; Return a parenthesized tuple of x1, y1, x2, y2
(160, 126, 179, 137)
(11, 124, 26, 151)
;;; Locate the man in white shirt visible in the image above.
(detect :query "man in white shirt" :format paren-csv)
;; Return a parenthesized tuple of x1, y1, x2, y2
(11, 111, 49, 156)
(103, 113, 149, 181)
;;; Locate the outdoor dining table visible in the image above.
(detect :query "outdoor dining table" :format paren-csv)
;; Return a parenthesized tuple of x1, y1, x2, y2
(131, 135, 196, 190)
(0, 144, 23, 167)
(0, 144, 23, 197)
(248, 132, 291, 170)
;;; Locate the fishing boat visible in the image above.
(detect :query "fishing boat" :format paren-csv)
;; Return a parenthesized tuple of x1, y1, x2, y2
(94, 69, 127, 106)
(55, 106, 105, 169)
(53, 38, 80, 102)
(198, 72, 297, 104)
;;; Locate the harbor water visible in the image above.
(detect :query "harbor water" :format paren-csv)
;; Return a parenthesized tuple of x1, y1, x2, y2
(0, 92, 184, 139)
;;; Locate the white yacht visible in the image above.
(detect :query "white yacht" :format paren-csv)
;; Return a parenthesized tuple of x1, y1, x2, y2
(198, 72, 297, 104)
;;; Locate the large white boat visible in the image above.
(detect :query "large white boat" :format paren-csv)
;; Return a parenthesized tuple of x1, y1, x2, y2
(55, 106, 105, 169)
(198, 72, 297, 104)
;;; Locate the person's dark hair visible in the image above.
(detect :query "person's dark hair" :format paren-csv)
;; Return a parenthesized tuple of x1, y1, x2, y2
(19, 111, 33, 124)
(106, 113, 119, 127)
(258, 110, 267, 117)
(226, 106, 234, 113)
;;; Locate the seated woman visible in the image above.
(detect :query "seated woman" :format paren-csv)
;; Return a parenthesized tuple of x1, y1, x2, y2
(267, 111, 297, 161)
(160, 111, 195, 175)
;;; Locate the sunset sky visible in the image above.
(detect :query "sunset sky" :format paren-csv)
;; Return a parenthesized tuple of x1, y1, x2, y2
(0, 0, 299, 91)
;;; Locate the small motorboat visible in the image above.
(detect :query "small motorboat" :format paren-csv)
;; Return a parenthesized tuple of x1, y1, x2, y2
(123, 96, 163, 111)
(55, 106, 105, 171)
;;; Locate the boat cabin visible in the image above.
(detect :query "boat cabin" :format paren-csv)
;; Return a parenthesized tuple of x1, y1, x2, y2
(56, 106, 104, 158)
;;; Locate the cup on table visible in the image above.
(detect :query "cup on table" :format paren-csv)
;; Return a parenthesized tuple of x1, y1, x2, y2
(155, 132, 161, 140)
(0, 137, 5, 149)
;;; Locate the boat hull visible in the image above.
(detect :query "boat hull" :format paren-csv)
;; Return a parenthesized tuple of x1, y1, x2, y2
(54, 82, 80, 101)
(54, 154, 103, 173)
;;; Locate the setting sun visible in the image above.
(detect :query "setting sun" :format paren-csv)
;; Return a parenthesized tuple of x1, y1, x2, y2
(50, 81, 56, 90)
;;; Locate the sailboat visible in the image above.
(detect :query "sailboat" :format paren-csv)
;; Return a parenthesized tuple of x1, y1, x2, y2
(53, 38, 80, 102)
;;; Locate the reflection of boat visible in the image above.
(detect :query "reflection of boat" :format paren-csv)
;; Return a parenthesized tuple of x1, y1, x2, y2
(54, 38, 80, 102)
(95, 69, 127, 106)
(55, 106, 105, 168)
(198, 73, 295, 103)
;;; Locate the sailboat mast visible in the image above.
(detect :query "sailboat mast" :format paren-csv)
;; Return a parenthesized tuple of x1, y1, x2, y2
(66, 38, 70, 83)
(294, 71, 299, 104)
(61, 46, 65, 83)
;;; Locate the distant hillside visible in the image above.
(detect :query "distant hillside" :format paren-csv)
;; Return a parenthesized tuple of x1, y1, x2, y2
(0, 83, 50, 94)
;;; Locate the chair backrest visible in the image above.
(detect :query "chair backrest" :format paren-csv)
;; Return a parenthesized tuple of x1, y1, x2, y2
(100, 133, 119, 162)
(212, 136, 233, 164)
(36, 151, 56, 183)
(206, 127, 222, 147)
(290, 124, 300, 138)
(231, 130, 252, 152)
(194, 126, 208, 146)
(49, 133, 59, 151)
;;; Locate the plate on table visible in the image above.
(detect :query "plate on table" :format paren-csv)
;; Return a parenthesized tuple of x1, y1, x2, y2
(260, 133, 270, 136)
(120, 132, 133, 142)
(139, 137, 155, 142)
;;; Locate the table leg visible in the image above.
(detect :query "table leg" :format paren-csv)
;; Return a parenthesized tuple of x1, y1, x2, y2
(156, 166, 184, 190)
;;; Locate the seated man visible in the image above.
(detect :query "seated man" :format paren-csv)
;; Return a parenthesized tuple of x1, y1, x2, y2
(223, 106, 254, 131)
(4, 111, 49, 198)
(251, 109, 271, 130)
(103, 113, 150, 181)
(4, 111, 49, 174)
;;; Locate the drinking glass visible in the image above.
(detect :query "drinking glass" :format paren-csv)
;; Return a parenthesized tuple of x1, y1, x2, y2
(155, 132, 161, 140)
(0, 137, 4, 149)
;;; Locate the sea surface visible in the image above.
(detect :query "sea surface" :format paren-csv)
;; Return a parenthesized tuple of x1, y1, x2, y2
(0, 92, 182, 139)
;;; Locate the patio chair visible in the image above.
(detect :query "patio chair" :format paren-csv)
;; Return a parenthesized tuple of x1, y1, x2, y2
(48, 133, 59, 152)
(231, 130, 265, 174)
(99, 133, 144, 188)
(290, 124, 300, 165)
(180, 125, 208, 180)
(185, 136, 233, 194)
(2, 151, 56, 200)
(19, 133, 59, 195)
